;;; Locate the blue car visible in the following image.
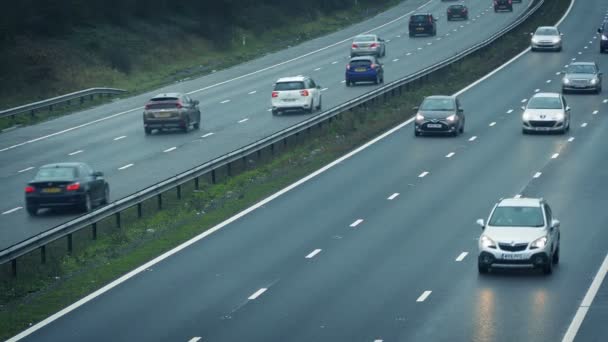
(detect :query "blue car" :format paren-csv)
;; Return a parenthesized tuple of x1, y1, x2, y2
(345, 56, 384, 86)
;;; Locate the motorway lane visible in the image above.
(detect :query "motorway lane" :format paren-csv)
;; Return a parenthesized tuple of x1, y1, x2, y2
(15, 1, 608, 341)
(0, 0, 533, 248)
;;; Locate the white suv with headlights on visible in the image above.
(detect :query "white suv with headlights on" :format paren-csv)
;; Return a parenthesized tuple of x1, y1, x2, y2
(271, 76, 322, 115)
(476, 197, 560, 275)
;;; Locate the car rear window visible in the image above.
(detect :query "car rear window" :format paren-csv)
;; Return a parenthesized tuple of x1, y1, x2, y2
(354, 35, 375, 43)
(146, 103, 178, 109)
(527, 97, 562, 109)
(150, 97, 179, 102)
(449, 5, 464, 9)
(410, 15, 429, 22)
(420, 98, 455, 111)
(274, 82, 305, 91)
(350, 60, 372, 67)
(35, 167, 77, 181)
(489, 206, 544, 227)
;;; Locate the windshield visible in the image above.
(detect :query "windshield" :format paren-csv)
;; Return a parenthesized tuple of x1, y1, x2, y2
(527, 96, 562, 109)
(535, 28, 558, 36)
(35, 167, 76, 181)
(420, 98, 455, 111)
(354, 35, 375, 43)
(274, 82, 305, 91)
(489, 206, 545, 227)
(568, 65, 596, 74)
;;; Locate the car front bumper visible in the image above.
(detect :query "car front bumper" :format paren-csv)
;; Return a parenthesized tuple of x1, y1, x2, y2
(531, 41, 562, 50)
(478, 250, 550, 269)
(522, 119, 566, 132)
(415, 121, 459, 134)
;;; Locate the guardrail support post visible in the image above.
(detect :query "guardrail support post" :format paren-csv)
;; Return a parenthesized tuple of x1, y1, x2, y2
(283, 138, 287, 148)
(177, 185, 182, 200)
(80, 97, 84, 105)
(227, 163, 232, 177)
(11, 260, 17, 277)
(67, 234, 73, 254)
(49, 105, 53, 112)
(92, 223, 97, 240)
(194, 177, 200, 190)
(137, 203, 143, 218)
(211, 170, 217, 184)
(30, 110, 35, 118)
(242, 156, 247, 169)
(116, 212, 121, 228)
(157, 194, 163, 210)
(270, 143, 275, 155)
(41, 245, 46, 264)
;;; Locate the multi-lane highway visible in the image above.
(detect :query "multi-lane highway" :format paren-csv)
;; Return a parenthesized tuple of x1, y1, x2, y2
(8, 0, 608, 341)
(0, 0, 533, 249)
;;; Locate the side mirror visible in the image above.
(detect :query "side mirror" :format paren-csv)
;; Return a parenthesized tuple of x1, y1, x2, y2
(521, 106, 526, 111)
(565, 106, 570, 111)
(598, 28, 603, 34)
(93, 171, 104, 178)
(193, 100, 200, 105)
(551, 219, 560, 228)
(458, 108, 464, 113)
(560, 33, 564, 36)
(317, 85, 321, 89)
(476, 219, 485, 229)
(599, 72, 603, 76)
(530, 32, 534, 36)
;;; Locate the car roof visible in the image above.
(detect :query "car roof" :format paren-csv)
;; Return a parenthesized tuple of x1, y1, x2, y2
(448, 4, 465, 7)
(151, 93, 182, 99)
(424, 95, 455, 100)
(537, 26, 558, 30)
(353, 34, 377, 40)
(569, 61, 595, 67)
(276, 76, 308, 83)
(349, 56, 375, 62)
(531, 92, 560, 98)
(411, 13, 432, 16)
(40, 162, 85, 169)
(498, 197, 542, 207)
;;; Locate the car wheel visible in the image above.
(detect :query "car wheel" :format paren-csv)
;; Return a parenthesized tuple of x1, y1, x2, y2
(101, 186, 110, 205)
(459, 121, 464, 134)
(522, 128, 528, 135)
(144, 127, 152, 135)
(543, 258, 553, 274)
(345, 80, 351, 87)
(316, 97, 322, 110)
(553, 246, 560, 265)
(375, 75, 380, 84)
(478, 263, 489, 274)
(82, 193, 92, 213)
(409, 32, 414, 37)
(308, 100, 314, 114)
(182, 118, 190, 133)
(26, 205, 38, 216)
(193, 113, 201, 129)
(414, 130, 420, 137)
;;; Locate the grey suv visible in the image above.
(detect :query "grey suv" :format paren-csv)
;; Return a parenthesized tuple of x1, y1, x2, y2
(477, 197, 560, 275)
(143, 93, 201, 134)
(414, 95, 465, 136)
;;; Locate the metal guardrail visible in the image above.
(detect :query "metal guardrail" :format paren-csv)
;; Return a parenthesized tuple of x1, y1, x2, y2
(0, 88, 127, 120)
(0, 0, 543, 273)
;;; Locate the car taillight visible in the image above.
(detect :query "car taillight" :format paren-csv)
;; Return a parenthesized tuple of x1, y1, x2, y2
(370, 43, 378, 48)
(144, 104, 150, 110)
(352, 43, 358, 48)
(346, 64, 351, 70)
(176, 102, 183, 109)
(25, 186, 35, 193)
(67, 183, 81, 191)
(371, 64, 378, 69)
(508, 0, 512, 3)
(429, 17, 433, 24)
(300, 90, 309, 96)
(447, 9, 451, 13)
(272, 91, 279, 98)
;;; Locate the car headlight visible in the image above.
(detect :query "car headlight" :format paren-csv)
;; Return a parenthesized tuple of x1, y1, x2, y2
(531, 37, 539, 43)
(416, 113, 425, 121)
(522, 111, 532, 121)
(602, 34, 608, 41)
(530, 236, 548, 249)
(446, 114, 457, 122)
(551, 37, 561, 44)
(480, 235, 496, 249)
(554, 112, 565, 120)
(591, 77, 598, 85)
(562, 77, 570, 84)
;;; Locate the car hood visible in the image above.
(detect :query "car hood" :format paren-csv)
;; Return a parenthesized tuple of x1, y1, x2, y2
(419, 110, 456, 119)
(483, 227, 547, 244)
(564, 73, 596, 80)
(523, 108, 565, 120)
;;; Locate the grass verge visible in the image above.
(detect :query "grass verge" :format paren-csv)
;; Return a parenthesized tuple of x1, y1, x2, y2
(0, 0, 570, 339)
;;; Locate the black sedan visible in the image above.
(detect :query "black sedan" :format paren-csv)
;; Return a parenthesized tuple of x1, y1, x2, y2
(25, 162, 109, 215)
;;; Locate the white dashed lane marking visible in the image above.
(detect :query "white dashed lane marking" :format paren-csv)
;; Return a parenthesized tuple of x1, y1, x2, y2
(489, 122, 496, 127)
(341, 80, 346, 83)
(188, 338, 202, 342)
(248, 90, 257, 95)
(593, 110, 599, 115)
(2, 207, 22, 215)
(220, 100, 231, 104)
(321, 88, 329, 92)
(469, 136, 477, 142)
(521, 98, 528, 103)
(568, 137, 575, 142)
(202, 133, 214, 138)
(533, 172, 542, 178)
(238, 118, 249, 123)
(603, 99, 608, 104)
(163, 147, 177, 153)
(350, 219, 364, 228)
(18, 166, 34, 173)
(68, 150, 83, 156)
(248, 288, 268, 300)
(332, 61, 338, 64)
(456, 252, 468, 262)
(507, 109, 514, 114)
(406, 52, 412, 56)
(417, 291, 432, 302)
(388, 193, 400, 200)
(118, 163, 134, 170)
(393, 58, 400, 62)
(114, 135, 127, 141)
(546, 80, 552, 83)
(556, 72, 561, 75)
(515, 194, 522, 199)
(581, 122, 588, 128)
(552, 153, 559, 159)
(305, 249, 322, 259)
(446, 152, 455, 158)
(417, 47, 423, 50)
(418, 171, 429, 178)
(314, 67, 322, 71)
(535, 89, 540, 93)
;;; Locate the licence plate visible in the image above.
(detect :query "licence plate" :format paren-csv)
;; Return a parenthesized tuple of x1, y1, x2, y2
(283, 99, 296, 102)
(427, 123, 442, 128)
(416, 27, 424, 31)
(155, 112, 173, 118)
(42, 187, 61, 193)
(502, 253, 527, 260)
(355, 68, 367, 72)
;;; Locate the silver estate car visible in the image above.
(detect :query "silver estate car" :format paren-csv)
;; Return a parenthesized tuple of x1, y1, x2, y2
(414, 95, 465, 136)
(522, 92, 570, 134)
(530, 26, 562, 51)
(477, 197, 561, 275)
(350, 34, 386, 58)
(562, 61, 602, 94)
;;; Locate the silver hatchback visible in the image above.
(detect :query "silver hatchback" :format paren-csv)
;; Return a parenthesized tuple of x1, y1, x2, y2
(350, 34, 386, 58)
(562, 61, 602, 94)
(521, 93, 570, 134)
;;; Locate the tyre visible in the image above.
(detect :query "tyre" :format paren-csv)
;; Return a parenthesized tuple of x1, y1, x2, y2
(459, 121, 464, 134)
(522, 128, 528, 135)
(101, 186, 110, 205)
(553, 246, 560, 265)
(81, 193, 92, 213)
(182, 118, 190, 133)
(345, 80, 351, 87)
(414, 130, 420, 137)
(409, 32, 414, 37)
(144, 127, 152, 135)
(308, 101, 314, 114)
(316, 97, 322, 110)
(271, 109, 278, 116)
(432, 29, 437, 36)
(193, 113, 201, 129)
(375, 75, 380, 85)
(478, 263, 489, 274)
(26, 205, 38, 216)
(543, 258, 553, 274)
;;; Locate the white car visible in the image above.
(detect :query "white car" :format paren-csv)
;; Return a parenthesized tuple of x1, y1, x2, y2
(530, 26, 562, 51)
(271, 76, 322, 115)
(476, 197, 560, 275)
(521, 92, 570, 134)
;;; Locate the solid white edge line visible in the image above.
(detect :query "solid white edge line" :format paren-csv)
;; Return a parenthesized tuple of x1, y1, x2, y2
(562, 253, 608, 342)
(552, 153, 559, 159)
(202, 133, 214, 138)
(305, 249, 322, 259)
(248, 288, 268, 300)
(113, 135, 127, 141)
(388, 193, 400, 200)
(416, 290, 432, 302)
(350, 219, 364, 228)
(18, 167, 34, 173)
(7, 1, 577, 339)
(118, 164, 134, 170)
(2, 207, 23, 215)
(455, 252, 468, 262)
(163, 147, 177, 153)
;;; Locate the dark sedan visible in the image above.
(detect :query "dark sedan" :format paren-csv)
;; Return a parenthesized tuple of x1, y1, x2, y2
(447, 4, 468, 21)
(414, 95, 465, 136)
(25, 162, 109, 215)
